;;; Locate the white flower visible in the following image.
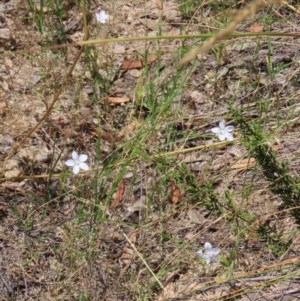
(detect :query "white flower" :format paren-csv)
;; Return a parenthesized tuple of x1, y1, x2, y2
(65, 151, 89, 175)
(211, 120, 234, 141)
(197, 242, 220, 265)
(95, 10, 109, 24)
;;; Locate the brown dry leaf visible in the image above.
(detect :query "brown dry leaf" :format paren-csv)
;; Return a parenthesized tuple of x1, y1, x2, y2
(187, 208, 205, 224)
(231, 157, 256, 170)
(123, 197, 147, 222)
(111, 179, 124, 209)
(155, 0, 163, 10)
(0, 101, 7, 110)
(18, 144, 49, 162)
(3, 159, 21, 178)
(0, 134, 14, 154)
(248, 23, 264, 32)
(190, 90, 210, 104)
(92, 126, 116, 143)
(170, 180, 180, 204)
(0, 28, 11, 41)
(212, 154, 231, 171)
(120, 230, 138, 266)
(107, 96, 130, 104)
(128, 230, 137, 243)
(120, 246, 135, 266)
(0, 181, 26, 193)
(126, 198, 146, 213)
(157, 277, 225, 301)
(4, 58, 13, 69)
(121, 55, 157, 70)
(11, 62, 41, 92)
(121, 58, 141, 70)
(118, 119, 142, 140)
(228, 145, 244, 158)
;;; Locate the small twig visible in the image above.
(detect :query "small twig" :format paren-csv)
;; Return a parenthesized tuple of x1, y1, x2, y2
(121, 230, 165, 290)
(180, 0, 284, 65)
(0, 141, 230, 182)
(0, 274, 13, 295)
(1, 32, 300, 58)
(237, 275, 300, 282)
(2, 1, 90, 173)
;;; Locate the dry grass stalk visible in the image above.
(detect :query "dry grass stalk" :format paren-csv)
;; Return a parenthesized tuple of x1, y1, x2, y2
(180, 0, 284, 65)
(1, 4, 90, 174)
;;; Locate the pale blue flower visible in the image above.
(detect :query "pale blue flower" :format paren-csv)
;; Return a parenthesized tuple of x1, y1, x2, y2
(65, 151, 89, 174)
(197, 242, 220, 264)
(96, 10, 109, 24)
(211, 120, 234, 141)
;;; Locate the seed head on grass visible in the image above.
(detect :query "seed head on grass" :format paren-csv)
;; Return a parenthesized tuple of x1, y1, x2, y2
(65, 151, 89, 175)
(197, 242, 220, 265)
(211, 120, 234, 141)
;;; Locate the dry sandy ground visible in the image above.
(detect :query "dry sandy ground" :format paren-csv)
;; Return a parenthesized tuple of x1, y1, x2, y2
(1, 0, 300, 300)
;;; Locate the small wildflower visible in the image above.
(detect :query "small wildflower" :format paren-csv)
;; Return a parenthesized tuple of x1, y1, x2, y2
(197, 242, 220, 265)
(95, 10, 109, 24)
(211, 120, 234, 141)
(65, 151, 89, 175)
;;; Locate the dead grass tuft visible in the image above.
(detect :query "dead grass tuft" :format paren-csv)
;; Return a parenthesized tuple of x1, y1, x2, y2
(180, 0, 285, 65)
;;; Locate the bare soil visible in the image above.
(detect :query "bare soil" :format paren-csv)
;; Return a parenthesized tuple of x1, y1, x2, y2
(1, 1, 300, 300)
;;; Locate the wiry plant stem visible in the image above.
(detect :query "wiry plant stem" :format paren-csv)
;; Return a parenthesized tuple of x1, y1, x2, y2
(180, 0, 284, 65)
(238, 119, 300, 226)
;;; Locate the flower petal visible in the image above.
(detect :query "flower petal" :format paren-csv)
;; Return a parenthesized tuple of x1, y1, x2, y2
(79, 162, 89, 171)
(219, 120, 226, 129)
(197, 252, 211, 264)
(206, 247, 220, 257)
(197, 250, 203, 256)
(72, 151, 79, 160)
(211, 127, 221, 134)
(96, 10, 108, 23)
(224, 133, 234, 141)
(78, 154, 88, 162)
(198, 242, 220, 264)
(65, 159, 75, 167)
(225, 125, 234, 132)
(217, 133, 226, 141)
(204, 242, 213, 250)
(72, 165, 80, 174)
(203, 254, 211, 264)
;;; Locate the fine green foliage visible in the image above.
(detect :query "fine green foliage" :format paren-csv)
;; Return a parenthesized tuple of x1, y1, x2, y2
(237, 116, 300, 225)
